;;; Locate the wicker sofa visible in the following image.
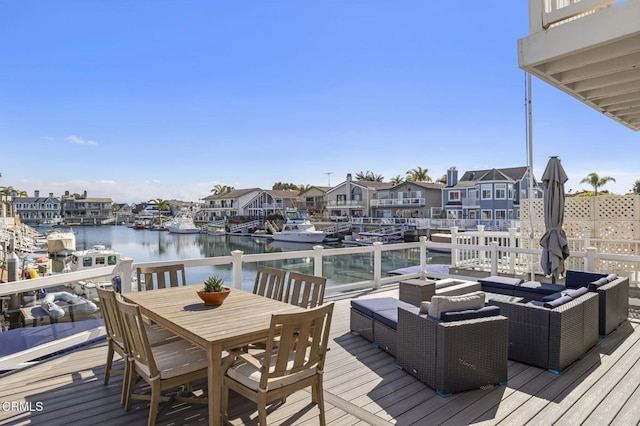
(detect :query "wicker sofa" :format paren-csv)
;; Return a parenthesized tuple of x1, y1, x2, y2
(490, 292, 599, 372)
(564, 270, 629, 336)
(396, 303, 508, 396)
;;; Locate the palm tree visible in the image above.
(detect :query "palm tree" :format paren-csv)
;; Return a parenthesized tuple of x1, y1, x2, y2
(0, 186, 14, 216)
(355, 171, 384, 182)
(389, 175, 404, 185)
(406, 166, 432, 182)
(149, 198, 171, 213)
(632, 179, 640, 194)
(580, 172, 616, 196)
(210, 184, 228, 195)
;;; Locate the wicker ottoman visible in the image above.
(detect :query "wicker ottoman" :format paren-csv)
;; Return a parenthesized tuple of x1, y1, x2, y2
(399, 279, 436, 306)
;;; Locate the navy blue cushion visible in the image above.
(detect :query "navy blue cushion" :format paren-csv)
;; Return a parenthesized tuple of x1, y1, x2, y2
(478, 276, 524, 290)
(565, 270, 607, 288)
(527, 300, 546, 307)
(374, 306, 420, 329)
(351, 297, 399, 317)
(542, 291, 564, 302)
(440, 305, 501, 322)
(518, 281, 565, 295)
(544, 295, 573, 309)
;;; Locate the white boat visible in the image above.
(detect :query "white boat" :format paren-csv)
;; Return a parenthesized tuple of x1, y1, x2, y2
(271, 216, 326, 243)
(167, 212, 201, 234)
(63, 244, 124, 301)
(46, 227, 76, 255)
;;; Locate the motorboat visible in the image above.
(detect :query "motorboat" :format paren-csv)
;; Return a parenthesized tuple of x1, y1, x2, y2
(46, 227, 76, 256)
(167, 212, 201, 234)
(63, 244, 124, 301)
(271, 216, 326, 244)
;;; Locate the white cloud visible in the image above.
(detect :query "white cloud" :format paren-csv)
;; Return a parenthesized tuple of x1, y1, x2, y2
(67, 135, 98, 146)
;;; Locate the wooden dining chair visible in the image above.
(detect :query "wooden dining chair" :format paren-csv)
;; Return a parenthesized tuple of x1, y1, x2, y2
(252, 266, 287, 300)
(136, 264, 186, 290)
(96, 287, 176, 406)
(115, 297, 208, 425)
(282, 272, 327, 308)
(222, 303, 334, 425)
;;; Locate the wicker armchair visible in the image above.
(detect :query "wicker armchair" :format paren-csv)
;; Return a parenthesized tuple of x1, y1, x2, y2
(396, 307, 508, 396)
(564, 270, 629, 336)
(491, 292, 599, 373)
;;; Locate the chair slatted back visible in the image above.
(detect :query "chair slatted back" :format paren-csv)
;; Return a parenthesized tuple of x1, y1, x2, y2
(260, 303, 334, 389)
(96, 287, 127, 353)
(136, 264, 186, 290)
(283, 272, 326, 308)
(252, 266, 287, 300)
(115, 297, 159, 378)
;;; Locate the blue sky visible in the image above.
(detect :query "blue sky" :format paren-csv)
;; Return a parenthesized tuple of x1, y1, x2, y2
(1, 1, 638, 204)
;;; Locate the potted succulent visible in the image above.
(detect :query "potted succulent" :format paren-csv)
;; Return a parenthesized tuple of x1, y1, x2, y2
(197, 275, 231, 305)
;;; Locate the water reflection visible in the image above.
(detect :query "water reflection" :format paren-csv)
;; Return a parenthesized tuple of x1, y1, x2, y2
(43, 226, 449, 292)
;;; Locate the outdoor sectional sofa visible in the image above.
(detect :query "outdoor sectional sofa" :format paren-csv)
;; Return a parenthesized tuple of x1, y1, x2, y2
(351, 292, 509, 395)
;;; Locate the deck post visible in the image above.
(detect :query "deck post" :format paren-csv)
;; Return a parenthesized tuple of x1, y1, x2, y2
(509, 228, 517, 274)
(490, 241, 499, 276)
(119, 257, 134, 293)
(450, 226, 458, 266)
(313, 245, 324, 277)
(373, 242, 383, 289)
(585, 247, 597, 272)
(419, 236, 427, 279)
(231, 250, 244, 290)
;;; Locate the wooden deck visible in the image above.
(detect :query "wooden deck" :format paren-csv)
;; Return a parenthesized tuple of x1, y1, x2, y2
(2, 288, 640, 425)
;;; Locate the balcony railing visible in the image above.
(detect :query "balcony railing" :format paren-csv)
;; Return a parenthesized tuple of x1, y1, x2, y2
(327, 200, 365, 208)
(370, 198, 425, 207)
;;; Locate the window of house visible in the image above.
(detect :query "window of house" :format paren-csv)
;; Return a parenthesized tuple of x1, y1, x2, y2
(351, 187, 362, 201)
(495, 184, 506, 200)
(508, 184, 514, 199)
(481, 210, 492, 220)
(448, 191, 460, 201)
(495, 210, 506, 220)
(481, 184, 492, 200)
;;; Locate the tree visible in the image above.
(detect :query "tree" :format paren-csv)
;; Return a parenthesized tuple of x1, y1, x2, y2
(406, 166, 432, 182)
(272, 182, 299, 191)
(436, 174, 447, 185)
(0, 185, 14, 210)
(149, 198, 171, 212)
(355, 171, 384, 182)
(579, 172, 616, 196)
(210, 184, 228, 195)
(633, 179, 640, 194)
(389, 175, 404, 185)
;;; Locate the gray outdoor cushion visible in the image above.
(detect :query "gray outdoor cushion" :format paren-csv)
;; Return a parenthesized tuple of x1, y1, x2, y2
(544, 295, 573, 309)
(542, 286, 589, 302)
(478, 276, 524, 289)
(373, 306, 420, 330)
(588, 277, 609, 291)
(351, 297, 402, 317)
(440, 305, 501, 322)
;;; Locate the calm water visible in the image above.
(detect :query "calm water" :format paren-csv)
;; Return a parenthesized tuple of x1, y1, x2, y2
(38, 225, 450, 292)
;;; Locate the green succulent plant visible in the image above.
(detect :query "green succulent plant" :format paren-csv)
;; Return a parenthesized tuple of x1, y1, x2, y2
(203, 275, 225, 293)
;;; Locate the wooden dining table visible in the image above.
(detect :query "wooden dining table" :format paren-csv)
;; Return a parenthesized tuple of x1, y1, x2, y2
(124, 285, 306, 426)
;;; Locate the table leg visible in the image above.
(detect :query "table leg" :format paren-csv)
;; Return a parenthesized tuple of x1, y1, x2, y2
(208, 344, 222, 426)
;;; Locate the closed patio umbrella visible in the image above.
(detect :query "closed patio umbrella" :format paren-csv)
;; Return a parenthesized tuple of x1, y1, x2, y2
(539, 156, 570, 283)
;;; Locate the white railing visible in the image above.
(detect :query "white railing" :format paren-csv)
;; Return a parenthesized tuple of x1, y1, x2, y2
(530, 0, 619, 30)
(370, 198, 425, 207)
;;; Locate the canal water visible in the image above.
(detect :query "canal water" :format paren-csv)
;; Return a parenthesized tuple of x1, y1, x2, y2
(37, 225, 450, 292)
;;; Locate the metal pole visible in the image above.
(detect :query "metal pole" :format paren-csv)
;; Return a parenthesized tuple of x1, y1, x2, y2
(527, 72, 535, 281)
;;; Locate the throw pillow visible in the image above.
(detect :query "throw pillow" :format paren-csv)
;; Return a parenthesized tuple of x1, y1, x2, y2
(428, 291, 486, 319)
(419, 301, 431, 315)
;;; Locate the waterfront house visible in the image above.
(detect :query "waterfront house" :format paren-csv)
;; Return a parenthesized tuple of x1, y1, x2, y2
(297, 185, 330, 216)
(442, 166, 541, 225)
(199, 187, 262, 221)
(326, 173, 389, 219)
(12, 190, 62, 225)
(243, 189, 299, 217)
(61, 192, 114, 225)
(370, 180, 444, 219)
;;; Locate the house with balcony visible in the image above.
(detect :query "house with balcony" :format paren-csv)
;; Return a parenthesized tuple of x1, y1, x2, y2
(61, 191, 113, 225)
(243, 189, 299, 217)
(198, 188, 262, 221)
(518, 0, 640, 131)
(326, 174, 389, 219)
(370, 181, 444, 219)
(12, 190, 62, 224)
(442, 166, 541, 224)
(297, 186, 330, 216)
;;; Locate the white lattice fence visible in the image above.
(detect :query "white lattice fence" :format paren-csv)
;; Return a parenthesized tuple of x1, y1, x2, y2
(521, 195, 640, 241)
